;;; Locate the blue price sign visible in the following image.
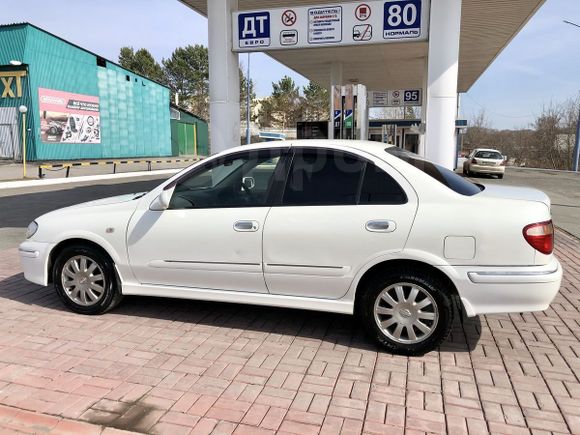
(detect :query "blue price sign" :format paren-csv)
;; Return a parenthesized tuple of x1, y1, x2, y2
(238, 12, 271, 48)
(383, 0, 422, 40)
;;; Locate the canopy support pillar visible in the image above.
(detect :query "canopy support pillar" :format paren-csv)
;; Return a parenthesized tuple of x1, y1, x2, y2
(208, 0, 240, 153)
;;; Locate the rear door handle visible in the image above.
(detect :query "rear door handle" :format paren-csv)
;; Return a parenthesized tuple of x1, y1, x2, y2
(366, 220, 396, 233)
(234, 220, 259, 232)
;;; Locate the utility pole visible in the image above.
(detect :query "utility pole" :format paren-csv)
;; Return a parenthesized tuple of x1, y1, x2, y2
(574, 106, 580, 172)
(564, 20, 580, 171)
(19, 105, 28, 178)
(246, 53, 251, 145)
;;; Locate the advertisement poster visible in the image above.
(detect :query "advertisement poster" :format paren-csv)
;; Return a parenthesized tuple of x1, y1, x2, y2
(38, 88, 101, 144)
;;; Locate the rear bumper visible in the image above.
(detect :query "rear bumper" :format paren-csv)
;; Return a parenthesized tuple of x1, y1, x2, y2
(469, 164, 505, 174)
(439, 259, 562, 316)
(19, 240, 52, 286)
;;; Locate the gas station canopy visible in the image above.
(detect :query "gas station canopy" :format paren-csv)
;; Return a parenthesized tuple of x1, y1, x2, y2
(180, 0, 544, 92)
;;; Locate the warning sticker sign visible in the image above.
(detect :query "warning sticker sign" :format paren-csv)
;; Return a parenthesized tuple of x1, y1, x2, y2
(355, 4, 371, 21)
(353, 24, 372, 41)
(280, 30, 298, 45)
(308, 6, 342, 44)
(281, 9, 297, 26)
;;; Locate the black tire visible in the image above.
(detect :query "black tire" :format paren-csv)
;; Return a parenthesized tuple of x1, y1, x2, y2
(498, 174, 504, 179)
(358, 268, 453, 356)
(52, 244, 123, 315)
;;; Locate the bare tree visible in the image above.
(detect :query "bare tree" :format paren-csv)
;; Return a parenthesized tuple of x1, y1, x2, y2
(559, 96, 580, 170)
(460, 99, 580, 169)
(463, 109, 493, 151)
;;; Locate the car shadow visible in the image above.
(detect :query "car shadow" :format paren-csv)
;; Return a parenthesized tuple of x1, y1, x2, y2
(457, 172, 501, 180)
(0, 272, 481, 354)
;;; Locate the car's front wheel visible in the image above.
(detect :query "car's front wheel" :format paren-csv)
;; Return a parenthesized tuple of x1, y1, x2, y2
(52, 245, 123, 315)
(358, 269, 453, 355)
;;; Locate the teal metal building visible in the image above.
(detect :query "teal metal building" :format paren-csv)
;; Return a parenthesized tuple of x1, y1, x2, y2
(0, 23, 171, 161)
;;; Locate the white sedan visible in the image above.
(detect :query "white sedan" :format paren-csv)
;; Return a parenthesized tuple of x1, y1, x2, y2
(19, 141, 562, 355)
(463, 148, 506, 178)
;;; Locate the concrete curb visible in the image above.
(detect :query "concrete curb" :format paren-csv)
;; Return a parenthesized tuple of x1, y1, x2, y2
(508, 166, 580, 175)
(0, 169, 180, 190)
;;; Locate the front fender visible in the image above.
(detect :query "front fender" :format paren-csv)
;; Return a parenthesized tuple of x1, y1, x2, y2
(50, 231, 122, 263)
(44, 230, 135, 286)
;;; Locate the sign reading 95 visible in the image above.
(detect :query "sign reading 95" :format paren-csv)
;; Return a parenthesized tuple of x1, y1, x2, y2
(404, 89, 421, 104)
(383, 0, 422, 40)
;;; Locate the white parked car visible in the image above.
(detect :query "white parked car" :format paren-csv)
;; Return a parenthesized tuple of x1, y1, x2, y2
(19, 141, 562, 355)
(463, 148, 506, 178)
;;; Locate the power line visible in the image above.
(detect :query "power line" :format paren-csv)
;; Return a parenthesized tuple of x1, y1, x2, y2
(563, 20, 580, 29)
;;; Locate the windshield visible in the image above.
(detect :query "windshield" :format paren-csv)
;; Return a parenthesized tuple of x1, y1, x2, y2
(474, 151, 503, 160)
(386, 147, 483, 196)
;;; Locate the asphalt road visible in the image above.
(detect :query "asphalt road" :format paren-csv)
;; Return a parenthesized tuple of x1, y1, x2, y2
(0, 175, 168, 250)
(1, 167, 578, 250)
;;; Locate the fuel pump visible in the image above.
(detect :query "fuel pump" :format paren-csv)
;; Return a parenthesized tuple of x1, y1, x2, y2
(331, 84, 368, 140)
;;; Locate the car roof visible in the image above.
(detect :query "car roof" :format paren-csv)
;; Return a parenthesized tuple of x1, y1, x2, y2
(473, 148, 502, 153)
(214, 140, 394, 156)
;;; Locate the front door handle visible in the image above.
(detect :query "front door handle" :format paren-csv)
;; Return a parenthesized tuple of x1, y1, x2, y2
(234, 220, 259, 232)
(366, 219, 396, 233)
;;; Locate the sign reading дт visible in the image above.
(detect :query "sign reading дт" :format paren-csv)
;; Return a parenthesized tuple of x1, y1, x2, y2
(233, 0, 429, 52)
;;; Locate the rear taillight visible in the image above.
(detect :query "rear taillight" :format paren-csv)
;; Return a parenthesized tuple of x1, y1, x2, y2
(500, 160, 506, 166)
(523, 220, 554, 255)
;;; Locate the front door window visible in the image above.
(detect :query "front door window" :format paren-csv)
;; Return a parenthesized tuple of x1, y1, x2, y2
(169, 151, 282, 209)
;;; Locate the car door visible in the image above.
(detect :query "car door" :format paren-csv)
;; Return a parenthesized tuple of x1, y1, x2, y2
(263, 147, 418, 299)
(127, 148, 286, 293)
(464, 150, 474, 170)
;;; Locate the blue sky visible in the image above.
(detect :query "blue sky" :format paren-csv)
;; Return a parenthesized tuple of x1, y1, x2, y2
(5, 0, 579, 130)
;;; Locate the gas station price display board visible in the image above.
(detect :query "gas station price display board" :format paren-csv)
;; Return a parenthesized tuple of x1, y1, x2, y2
(233, 0, 430, 52)
(370, 89, 422, 107)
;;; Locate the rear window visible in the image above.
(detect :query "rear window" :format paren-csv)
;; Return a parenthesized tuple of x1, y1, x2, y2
(386, 147, 482, 196)
(474, 151, 503, 160)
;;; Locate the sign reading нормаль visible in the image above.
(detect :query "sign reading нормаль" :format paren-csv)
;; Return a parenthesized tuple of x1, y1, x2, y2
(233, 0, 429, 52)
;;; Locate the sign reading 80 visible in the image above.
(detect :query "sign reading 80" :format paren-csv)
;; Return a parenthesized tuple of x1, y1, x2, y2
(384, 0, 422, 34)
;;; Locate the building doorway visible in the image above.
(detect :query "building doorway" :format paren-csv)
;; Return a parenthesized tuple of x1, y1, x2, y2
(0, 108, 20, 160)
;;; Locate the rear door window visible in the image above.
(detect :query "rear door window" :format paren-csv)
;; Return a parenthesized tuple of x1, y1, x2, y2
(359, 163, 407, 204)
(283, 149, 364, 206)
(282, 148, 408, 206)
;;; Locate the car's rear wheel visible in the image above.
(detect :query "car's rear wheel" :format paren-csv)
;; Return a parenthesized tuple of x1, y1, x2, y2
(498, 174, 504, 179)
(53, 245, 123, 315)
(358, 269, 453, 355)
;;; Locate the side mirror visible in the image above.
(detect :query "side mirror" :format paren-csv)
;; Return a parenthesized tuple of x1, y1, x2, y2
(242, 176, 255, 190)
(149, 187, 174, 211)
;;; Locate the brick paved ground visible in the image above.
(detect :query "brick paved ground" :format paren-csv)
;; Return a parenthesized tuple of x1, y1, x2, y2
(0, 231, 578, 434)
